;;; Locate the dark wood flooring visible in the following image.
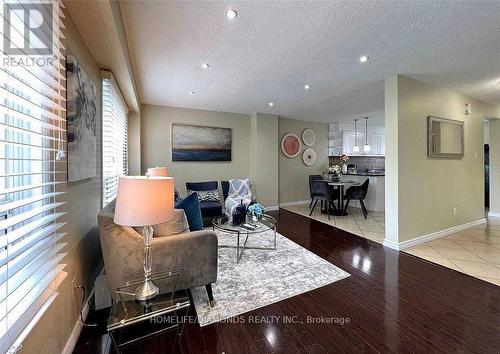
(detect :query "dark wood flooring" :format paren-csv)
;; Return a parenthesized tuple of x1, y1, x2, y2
(74, 209, 500, 353)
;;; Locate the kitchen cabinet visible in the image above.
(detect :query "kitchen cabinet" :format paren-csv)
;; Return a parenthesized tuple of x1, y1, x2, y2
(342, 131, 385, 156)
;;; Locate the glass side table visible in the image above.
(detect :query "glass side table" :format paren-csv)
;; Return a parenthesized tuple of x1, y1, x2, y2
(213, 214, 277, 262)
(107, 270, 190, 353)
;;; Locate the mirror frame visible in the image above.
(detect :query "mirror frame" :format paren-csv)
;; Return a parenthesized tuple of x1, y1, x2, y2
(427, 116, 464, 159)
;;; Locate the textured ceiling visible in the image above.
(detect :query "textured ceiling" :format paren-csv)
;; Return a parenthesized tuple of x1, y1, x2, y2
(120, 0, 500, 123)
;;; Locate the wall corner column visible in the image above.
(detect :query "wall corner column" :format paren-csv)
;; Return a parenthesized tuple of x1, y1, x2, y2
(489, 119, 500, 216)
(384, 75, 401, 249)
(250, 113, 279, 208)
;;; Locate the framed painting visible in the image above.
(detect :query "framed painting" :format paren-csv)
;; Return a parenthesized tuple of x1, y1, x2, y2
(67, 55, 97, 181)
(172, 124, 232, 161)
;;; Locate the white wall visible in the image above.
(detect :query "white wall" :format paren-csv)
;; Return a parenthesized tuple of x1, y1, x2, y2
(128, 111, 141, 175)
(385, 75, 500, 246)
(278, 118, 329, 203)
(251, 113, 279, 208)
(490, 119, 500, 216)
(141, 105, 252, 196)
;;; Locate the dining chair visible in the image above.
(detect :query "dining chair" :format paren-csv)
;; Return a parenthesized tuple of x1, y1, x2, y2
(343, 179, 370, 219)
(308, 175, 323, 207)
(309, 180, 339, 220)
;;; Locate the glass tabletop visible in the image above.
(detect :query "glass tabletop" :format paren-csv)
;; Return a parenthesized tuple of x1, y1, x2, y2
(213, 214, 276, 234)
(107, 270, 190, 331)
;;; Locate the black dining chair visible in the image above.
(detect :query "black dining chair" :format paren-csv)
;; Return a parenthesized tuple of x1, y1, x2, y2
(308, 175, 323, 207)
(309, 180, 339, 220)
(343, 179, 370, 219)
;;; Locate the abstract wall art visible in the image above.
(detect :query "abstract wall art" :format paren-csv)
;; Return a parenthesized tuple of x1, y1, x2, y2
(172, 124, 232, 161)
(67, 55, 97, 181)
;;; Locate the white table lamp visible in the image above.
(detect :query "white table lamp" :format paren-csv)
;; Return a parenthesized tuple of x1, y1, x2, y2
(114, 176, 175, 301)
(146, 166, 168, 177)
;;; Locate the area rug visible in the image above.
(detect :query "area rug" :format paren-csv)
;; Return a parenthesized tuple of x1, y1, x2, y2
(191, 228, 350, 326)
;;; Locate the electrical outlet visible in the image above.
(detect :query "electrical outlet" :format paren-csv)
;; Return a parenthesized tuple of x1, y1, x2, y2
(452, 207, 457, 216)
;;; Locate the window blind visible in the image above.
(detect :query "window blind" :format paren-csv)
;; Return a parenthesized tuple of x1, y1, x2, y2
(102, 71, 128, 207)
(0, 0, 67, 352)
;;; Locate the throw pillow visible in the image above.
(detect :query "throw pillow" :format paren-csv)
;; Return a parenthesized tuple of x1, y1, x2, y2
(175, 192, 203, 231)
(151, 209, 189, 237)
(187, 189, 220, 203)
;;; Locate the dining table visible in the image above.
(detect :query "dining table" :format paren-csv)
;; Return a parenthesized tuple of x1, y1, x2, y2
(322, 178, 360, 216)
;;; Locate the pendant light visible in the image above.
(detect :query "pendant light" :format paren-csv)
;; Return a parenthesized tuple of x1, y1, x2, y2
(353, 119, 360, 152)
(363, 116, 371, 153)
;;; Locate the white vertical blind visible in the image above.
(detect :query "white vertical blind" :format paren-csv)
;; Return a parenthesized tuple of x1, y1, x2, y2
(102, 71, 128, 207)
(0, 0, 67, 352)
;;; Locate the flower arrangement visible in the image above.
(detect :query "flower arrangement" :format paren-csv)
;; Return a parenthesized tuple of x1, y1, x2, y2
(329, 165, 340, 173)
(247, 203, 266, 219)
(340, 154, 349, 164)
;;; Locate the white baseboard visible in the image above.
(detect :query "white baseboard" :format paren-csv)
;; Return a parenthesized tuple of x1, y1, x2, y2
(266, 206, 279, 211)
(382, 239, 400, 250)
(383, 218, 487, 251)
(488, 212, 500, 218)
(279, 200, 310, 207)
(61, 286, 94, 354)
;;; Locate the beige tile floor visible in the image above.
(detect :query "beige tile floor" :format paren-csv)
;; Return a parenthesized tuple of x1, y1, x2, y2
(405, 218, 500, 286)
(281, 202, 386, 244)
(282, 203, 500, 286)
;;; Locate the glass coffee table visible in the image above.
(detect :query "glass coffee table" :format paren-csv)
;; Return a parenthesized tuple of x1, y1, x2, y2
(107, 270, 190, 353)
(212, 214, 277, 262)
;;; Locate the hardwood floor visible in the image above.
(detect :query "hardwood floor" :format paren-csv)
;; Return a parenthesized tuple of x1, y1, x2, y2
(74, 209, 500, 353)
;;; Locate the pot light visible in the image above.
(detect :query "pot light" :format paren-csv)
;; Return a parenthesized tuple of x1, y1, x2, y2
(359, 56, 369, 63)
(225, 8, 237, 19)
(268, 102, 274, 107)
(304, 84, 311, 90)
(189, 91, 194, 95)
(201, 63, 209, 69)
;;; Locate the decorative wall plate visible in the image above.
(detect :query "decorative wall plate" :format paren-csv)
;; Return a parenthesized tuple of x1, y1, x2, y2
(302, 128, 316, 146)
(281, 133, 301, 158)
(303, 148, 317, 166)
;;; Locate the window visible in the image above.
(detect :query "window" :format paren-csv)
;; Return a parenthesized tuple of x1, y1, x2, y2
(102, 71, 128, 207)
(0, 0, 66, 351)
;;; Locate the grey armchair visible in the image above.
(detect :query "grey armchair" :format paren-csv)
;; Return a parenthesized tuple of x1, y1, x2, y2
(97, 201, 218, 306)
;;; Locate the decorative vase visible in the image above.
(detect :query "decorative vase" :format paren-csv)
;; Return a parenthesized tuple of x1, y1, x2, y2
(252, 215, 258, 222)
(342, 164, 348, 174)
(232, 200, 247, 226)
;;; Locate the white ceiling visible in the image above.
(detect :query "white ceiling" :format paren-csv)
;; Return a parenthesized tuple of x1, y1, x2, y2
(119, 1, 500, 123)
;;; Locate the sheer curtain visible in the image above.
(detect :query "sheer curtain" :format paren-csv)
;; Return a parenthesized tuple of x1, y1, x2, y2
(0, 1, 66, 352)
(102, 70, 128, 207)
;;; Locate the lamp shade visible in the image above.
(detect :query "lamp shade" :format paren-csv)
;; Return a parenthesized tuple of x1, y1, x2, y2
(147, 167, 168, 177)
(114, 176, 175, 226)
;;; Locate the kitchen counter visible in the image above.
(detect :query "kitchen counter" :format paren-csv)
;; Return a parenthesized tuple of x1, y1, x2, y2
(345, 172, 385, 176)
(343, 174, 385, 212)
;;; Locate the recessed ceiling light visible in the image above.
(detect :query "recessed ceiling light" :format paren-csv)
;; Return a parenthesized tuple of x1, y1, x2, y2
(304, 84, 311, 90)
(189, 91, 194, 95)
(268, 102, 274, 107)
(359, 56, 369, 63)
(201, 63, 209, 69)
(225, 8, 237, 19)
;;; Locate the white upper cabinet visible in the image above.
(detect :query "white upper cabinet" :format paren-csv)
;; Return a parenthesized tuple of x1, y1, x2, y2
(329, 121, 385, 156)
(342, 131, 385, 155)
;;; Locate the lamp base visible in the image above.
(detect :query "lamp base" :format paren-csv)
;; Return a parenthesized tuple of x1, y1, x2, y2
(134, 279, 159, 301)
